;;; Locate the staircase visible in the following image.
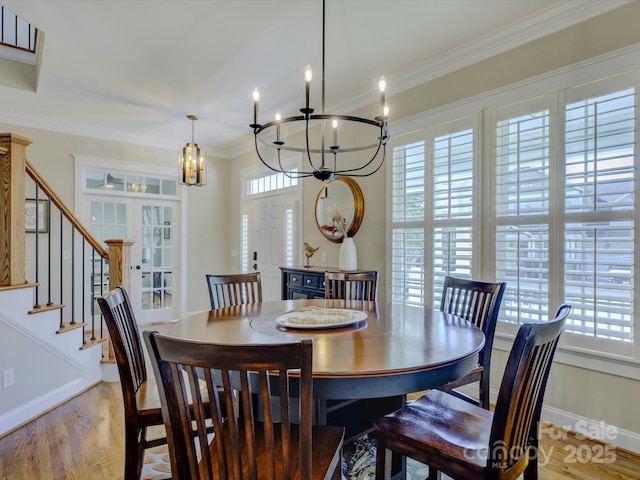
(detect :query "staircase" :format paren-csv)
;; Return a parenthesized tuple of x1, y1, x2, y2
(0, 133, 131, 436)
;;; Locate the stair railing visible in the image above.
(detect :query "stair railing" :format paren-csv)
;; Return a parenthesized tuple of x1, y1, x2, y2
(1, 133, 132, 354)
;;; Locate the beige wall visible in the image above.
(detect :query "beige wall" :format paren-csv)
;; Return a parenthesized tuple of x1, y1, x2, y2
(0, 122, 230, 313)
(230, 1, 640, 440)
(1, 0, 639, 443)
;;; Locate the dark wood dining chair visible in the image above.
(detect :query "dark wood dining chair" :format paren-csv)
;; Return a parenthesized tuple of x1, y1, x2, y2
(374, 305, 571, 480)
(143, 332, 345, 480)
(98, 286, 214, 480)
(97, 286, 169, 480)
(325, 271, 378, 300)
(437, 276, 506, 409)
(205, 272, 263, 309)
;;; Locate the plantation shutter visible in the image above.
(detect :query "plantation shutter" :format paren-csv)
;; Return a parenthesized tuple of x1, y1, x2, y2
(390, 118, 478, 307)
(563, 78, 635, 348)
(432, 127, 475, 307)
(391, 138, 426, 306)
(494, 99, 551, 324)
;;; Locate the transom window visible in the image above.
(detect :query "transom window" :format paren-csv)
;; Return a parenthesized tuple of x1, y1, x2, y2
(85, 170, 177, 196)
(245, 170, 298, 195)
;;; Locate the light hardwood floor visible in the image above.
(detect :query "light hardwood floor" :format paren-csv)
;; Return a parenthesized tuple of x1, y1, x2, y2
(1, 381, 638, 479)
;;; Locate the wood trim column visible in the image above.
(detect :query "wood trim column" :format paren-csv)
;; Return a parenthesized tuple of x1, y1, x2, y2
(105, 239, 135, 293)
(0, 133, 32, 286)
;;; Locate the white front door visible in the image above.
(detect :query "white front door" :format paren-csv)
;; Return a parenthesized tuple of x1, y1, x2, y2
(249, 192, 298, 301)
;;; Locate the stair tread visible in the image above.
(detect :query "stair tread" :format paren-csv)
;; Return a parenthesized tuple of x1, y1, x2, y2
(29, 303, 64, 314)
(56, 322, 86, 334)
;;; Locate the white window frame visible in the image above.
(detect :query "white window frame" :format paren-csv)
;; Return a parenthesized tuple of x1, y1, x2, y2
(387, 45, 640, 379)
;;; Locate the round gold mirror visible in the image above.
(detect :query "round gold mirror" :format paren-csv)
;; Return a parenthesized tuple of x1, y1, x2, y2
(315, 177, 364, 243)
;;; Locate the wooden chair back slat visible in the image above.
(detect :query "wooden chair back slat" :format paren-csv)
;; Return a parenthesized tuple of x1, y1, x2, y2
(325, 271, 378, 301)
(206, 272, 263, 309)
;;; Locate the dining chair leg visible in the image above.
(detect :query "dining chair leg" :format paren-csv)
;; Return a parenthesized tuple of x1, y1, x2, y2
(523, 445, 539, 480)
(427, 467, 441, 480)
(375, 440, 392, 480)
(124, 426, 145, 480)
(331, 462, 342, 480)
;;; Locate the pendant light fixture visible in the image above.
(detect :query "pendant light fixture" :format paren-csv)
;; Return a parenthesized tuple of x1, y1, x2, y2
(179, 114, 206, 187)
(250, 0, 390, 181)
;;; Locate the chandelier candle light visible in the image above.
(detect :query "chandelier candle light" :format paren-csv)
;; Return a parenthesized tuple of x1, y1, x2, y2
(179, 114, 206, 187)
(250, 0, 390, 181)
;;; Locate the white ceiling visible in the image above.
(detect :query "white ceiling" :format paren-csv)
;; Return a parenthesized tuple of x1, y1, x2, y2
(0, 0, 631, 159)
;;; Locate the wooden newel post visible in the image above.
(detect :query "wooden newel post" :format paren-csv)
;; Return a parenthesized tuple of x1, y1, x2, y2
(104, 239, 135, 293)
(0, 133, 32, 287)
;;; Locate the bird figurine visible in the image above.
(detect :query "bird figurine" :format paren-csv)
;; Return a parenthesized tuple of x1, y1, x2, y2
(304, 242, 319, 268)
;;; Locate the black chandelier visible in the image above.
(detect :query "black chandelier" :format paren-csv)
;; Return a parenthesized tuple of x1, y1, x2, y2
(249, 0, 390, 181)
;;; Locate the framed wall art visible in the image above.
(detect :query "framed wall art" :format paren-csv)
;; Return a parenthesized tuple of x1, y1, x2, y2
(25, 198, 49, 233)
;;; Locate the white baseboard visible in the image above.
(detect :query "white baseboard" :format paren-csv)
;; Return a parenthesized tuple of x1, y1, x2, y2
(458, 384, 640, 454)
(100, 362, 119, 382)
(541, 404, 640, 454)
(0, 378, 97, 436)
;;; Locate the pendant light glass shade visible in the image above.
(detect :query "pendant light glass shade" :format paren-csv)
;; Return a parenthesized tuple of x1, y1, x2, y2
(179, 114, 206, 187)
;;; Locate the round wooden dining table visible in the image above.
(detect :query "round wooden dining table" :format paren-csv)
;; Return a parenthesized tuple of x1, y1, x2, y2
(168, 298, 485, 401)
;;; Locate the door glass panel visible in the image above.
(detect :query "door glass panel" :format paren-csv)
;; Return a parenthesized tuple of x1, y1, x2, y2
(91, 202, 102, 222)
(140, 203, 174, 313)
(88, 199, 129, 306)
(104, 203, 115, 224)
(141, 291, 151, 310)
(116, 203, 127, 223)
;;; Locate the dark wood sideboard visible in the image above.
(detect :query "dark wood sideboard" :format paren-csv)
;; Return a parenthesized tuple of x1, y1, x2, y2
(280, 266, 373, 300)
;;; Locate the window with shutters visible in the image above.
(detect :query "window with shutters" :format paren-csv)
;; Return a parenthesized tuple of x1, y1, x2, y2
(562, 79, 635, 354)
(389, 66, 638, 363)
(391, 117, 478, 309)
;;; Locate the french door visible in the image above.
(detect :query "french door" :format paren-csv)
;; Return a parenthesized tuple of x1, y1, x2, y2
(85, 196, 179, 324)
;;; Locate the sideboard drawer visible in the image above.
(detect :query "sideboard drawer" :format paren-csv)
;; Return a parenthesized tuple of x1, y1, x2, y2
(302, 275, 319, 289)
(281, 267, 326, 299)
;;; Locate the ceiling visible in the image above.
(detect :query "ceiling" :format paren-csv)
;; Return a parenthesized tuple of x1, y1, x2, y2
(0, 0, 631, 159)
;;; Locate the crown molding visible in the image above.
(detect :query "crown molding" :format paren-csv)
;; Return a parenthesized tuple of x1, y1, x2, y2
(1, 0, 632, 161)
(230, 0, 633, 159)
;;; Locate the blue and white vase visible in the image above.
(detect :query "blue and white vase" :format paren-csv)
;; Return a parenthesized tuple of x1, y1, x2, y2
(339, 236, 357, 270)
